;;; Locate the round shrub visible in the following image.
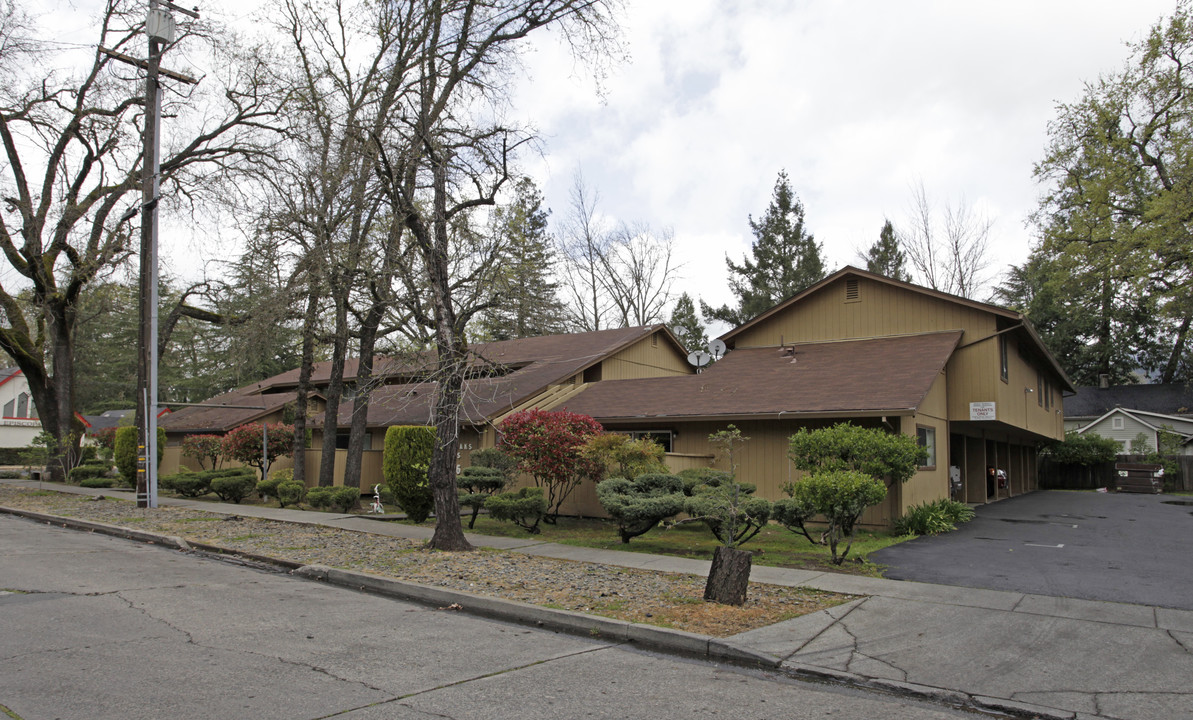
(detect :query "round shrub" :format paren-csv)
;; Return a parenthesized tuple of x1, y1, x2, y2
(328, 486, 360, 513)
(160, 468, 212, 498)
(305, 486, 332, 509)
(277, 479, 306, 508)
(209, 468, 257, 504)
(256, 468, 293, 502)
(80, 477, 116, 489)
(69, 462, 110, 483)
(114, 427, 138, 487)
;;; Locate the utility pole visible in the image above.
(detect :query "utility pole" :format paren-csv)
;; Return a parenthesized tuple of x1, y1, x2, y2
(105, 0, 199, 508)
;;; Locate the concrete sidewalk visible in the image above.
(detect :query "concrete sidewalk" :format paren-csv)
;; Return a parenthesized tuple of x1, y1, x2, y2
(4, 479, 1191, 720)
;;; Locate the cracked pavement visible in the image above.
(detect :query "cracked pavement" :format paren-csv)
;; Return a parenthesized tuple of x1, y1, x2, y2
(0, 515, 973, 720)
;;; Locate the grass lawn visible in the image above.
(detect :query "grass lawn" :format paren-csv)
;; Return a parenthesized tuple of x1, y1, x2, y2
(405, 515, 911, 577)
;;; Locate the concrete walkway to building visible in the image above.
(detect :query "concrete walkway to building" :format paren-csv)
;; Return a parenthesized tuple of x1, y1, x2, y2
(4, 478, 1192, 720)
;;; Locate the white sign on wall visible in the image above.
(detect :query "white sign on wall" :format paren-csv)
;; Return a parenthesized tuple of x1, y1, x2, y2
(969, 402, 996, 421)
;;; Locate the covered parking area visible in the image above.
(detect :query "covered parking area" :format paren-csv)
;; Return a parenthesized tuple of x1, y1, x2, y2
(948, 421, 1046, 504)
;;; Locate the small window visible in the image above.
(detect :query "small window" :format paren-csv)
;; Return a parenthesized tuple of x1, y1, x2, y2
(335, 431, 351, 449)
(1036, 373, 1044, 406)
(916, 426, 936, 469)
(2, 399, 12, 417)
(844, 278, 860, 302)
(621, 430, 673, 453)
(1112, 416, 1124, 430)
(17, 392, 28, 418)
(999, 336, 1009, 382)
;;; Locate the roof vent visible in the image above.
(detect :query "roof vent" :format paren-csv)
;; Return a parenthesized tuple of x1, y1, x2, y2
(1098, 373, 1110, 389)
(845, 278, 860, 302)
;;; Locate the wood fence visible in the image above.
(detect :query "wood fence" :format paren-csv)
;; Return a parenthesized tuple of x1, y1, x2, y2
(1038, 454, 1193, 492)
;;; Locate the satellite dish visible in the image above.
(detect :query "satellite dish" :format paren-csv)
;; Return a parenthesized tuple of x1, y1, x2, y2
(687, 351, 712, 370)
(707, 339, 727, 359)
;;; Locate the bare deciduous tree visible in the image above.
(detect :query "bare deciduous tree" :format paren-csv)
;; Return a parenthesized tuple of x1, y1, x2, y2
(0, 0, 283, 479)
(897, 181, 994, 299)
(600, 223, 677, 326)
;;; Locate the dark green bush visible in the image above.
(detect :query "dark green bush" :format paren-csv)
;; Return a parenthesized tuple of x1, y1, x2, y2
(277, 480, 305, 508)
(209, 468, 257, 503)
(894, 499, 975, 536)
(80, 477, 116, 488)
(772, 494, 818, 544)
(783, 470, 886, 564)
(305, 486, 333, 509)
(329, 486, 360, 513)
(676, 467, 733, 496)
(80, 445, 98, 463)
(383, 426, 435, 522)
(114, 427, 138, 487)
(256, 468, 293, 503)
(68, 462, 110, 483)
(457, 466, 508, 529)
(469, 447, 519, 483)
(683, 483, 771, 546)
(160, 468, 212, 498)
(485, 487, 547, 534)
(112, 426, 166, 488)
(596, 473, 686, 543)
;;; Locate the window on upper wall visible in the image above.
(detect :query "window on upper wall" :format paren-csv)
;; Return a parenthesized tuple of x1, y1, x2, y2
(1037, 373, 1044, 406)
(1112, 416, 1125, 430)
(2, 399, 12, 417)
(617, 430, 674, 453)
(999, 335, 1009, 382)
(916, 426, 936, 469)
(17, 392, 28, 417)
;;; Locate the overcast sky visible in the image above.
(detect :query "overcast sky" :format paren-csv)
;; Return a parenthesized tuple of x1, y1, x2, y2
(36, 0, 1181, 326)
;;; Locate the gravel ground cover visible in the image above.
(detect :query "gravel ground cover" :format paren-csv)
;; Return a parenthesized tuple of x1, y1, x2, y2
(0, 486, 851, 636)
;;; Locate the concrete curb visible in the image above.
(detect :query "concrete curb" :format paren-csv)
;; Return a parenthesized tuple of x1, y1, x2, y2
(0, 504, 778, 670)
(782, 662, 1078, 720)
(293, 563, 781, 668)
(0, 502, 1099, 720)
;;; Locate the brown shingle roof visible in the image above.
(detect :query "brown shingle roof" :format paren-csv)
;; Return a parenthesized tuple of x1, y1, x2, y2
(163, 326, 681, 432)
(559, 331, 963, 421)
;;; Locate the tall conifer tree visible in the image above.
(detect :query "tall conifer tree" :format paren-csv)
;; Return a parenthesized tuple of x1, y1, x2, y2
(702, 171, 826, 326)
(863, 220, 910, 281)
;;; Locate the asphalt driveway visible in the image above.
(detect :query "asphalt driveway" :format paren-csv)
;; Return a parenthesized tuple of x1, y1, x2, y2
(870, 490, 1193, 610)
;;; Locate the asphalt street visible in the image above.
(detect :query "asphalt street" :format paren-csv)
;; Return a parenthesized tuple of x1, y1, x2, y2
(0, 515, 973, 720)
(871, 490, 1193, 609)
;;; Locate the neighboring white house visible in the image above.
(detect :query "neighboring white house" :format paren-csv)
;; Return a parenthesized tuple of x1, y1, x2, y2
(0, 367, 42, 448)
(1072, 407, 1193, 455)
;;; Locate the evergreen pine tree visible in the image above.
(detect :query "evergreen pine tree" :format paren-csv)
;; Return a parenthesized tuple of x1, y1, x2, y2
(701, 171, 826, 326)
(863, 220, 910, 281)
(481, 178, 568, 340)
(669, 293, 708, 352)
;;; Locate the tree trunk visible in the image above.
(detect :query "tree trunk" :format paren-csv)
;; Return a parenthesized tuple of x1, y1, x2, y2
(49, 302, 80, 484)
(344, 302, 382, 493)
(317, 284, 350, 487)
(291, 283, 320, 486)
(704, 546, 752, 606)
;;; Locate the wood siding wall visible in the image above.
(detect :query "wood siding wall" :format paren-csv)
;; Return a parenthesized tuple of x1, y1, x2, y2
(599, 331, 693, 380)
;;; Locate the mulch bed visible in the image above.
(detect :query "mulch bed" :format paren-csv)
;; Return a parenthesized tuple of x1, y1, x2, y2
(0, 485, 852, 637)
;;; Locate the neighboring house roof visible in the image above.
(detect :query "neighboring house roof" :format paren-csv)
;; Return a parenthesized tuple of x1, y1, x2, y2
(559, 331, 963, 422)
(1076, 407, 1193, 440)
(164, 325, 679, 433)
(0, 367, 21, 388)
(1065, 383, 1193, 419)
(717, 266, 1076, 393)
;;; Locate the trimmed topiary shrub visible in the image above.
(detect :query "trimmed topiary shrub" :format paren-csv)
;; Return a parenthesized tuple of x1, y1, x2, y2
(485, 487, 547, 534)
(256, 468, 293, 503)
(277, 479, 305, 508)
(305, 486, 333, 509)
(783, 470, 886, 565)
(457, 466, 508, 529)
(328, 486, 360, 513)
(68, 462, 110, 483)
(209, 468, 257, 504)
(894, 498, 975, 536)
(80, 477, 116, 488)
(676, 467, 732, 496)
(160, 468, 212, 498)
(383, 426, 435, 523)
(596, 473, 686, 543)
(683, 483, 771, 546)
